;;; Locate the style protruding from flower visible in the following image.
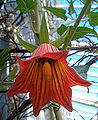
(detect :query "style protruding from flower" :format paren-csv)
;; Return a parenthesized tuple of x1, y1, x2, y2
(7, 43, 92, 116)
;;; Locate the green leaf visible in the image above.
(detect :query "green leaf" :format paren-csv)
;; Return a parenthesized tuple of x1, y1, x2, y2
(57, 24, 98, 40)
(88, 12, 98, 26)
(16, 0, 37, 13)
(43, 6, 67, 20)
(68, 0, 75, 15)
(0, 47, 11, 69)
(52, 27, 70, 48)
(39, 13, 49, 44)
(9, 66, 18, 80)
(16, 31, 38, 52)
(25, 0, 37, 10)
(57, 24, 67, 35)
(75, 27, 98, 38)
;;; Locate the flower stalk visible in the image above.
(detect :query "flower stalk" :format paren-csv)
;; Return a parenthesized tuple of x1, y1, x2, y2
(53, 107, 63, 120)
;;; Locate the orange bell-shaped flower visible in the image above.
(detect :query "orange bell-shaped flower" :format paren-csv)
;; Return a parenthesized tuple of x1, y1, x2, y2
(7, 43, 92, 116)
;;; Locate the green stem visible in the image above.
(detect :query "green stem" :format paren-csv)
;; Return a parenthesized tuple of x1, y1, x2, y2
(62, 0, 93, 49)
(28, 11, 37, 33)
(28, 0, 41, 44)
(34, 0, 40, 33)
(53, 107, 63, 120)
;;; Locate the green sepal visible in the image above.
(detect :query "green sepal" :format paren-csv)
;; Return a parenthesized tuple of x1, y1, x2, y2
(16, 31, 38, 52)
(43, 6, 67, 20)
(39, 13, 49, 44)
(51, 27, 70, 48)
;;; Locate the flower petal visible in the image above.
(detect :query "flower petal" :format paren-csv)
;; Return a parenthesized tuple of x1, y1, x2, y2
(16, 56, 28, 72)
(7, 61, 38, 96)
(58, 62, 92, 87)
(51, 61, 72, 112)
(29, 63, 50, 116)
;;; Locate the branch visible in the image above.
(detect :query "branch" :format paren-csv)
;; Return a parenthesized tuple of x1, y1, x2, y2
(86, 55, 98, 66)
(12, 13, 23, 26)
(70, 45, 98, 51)
(7, 99, 31, 120)
(0, 90, 8, 93)
(0, 49, 30, 53)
